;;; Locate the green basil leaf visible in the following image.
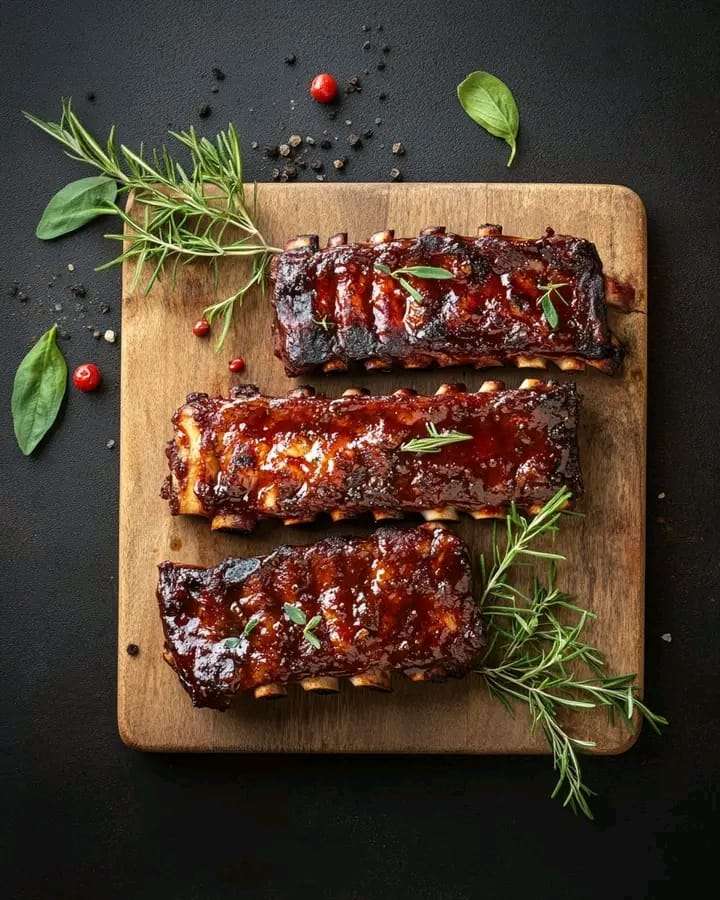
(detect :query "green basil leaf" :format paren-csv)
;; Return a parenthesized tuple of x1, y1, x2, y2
(305, 615, 322, 631)
(456, 71, 520, 167)
(36, 175, 117, 239)
(283, 602, 307, 625)
(11, 324, 68, 455)
(392, 266, 454, 279)
(374, 262, 392, 274)
(540, 295, 559, 330)
(396, 276, 425, 305)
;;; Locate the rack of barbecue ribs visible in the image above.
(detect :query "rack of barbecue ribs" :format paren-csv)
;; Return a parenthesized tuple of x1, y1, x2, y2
(157, 524, 483, 707)
(161, 378, 582, 532)
(270, 225, 623, 376)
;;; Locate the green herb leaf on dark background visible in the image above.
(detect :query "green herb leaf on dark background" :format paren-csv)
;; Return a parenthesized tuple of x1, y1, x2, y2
(36, 175, 117, 239)
(12, 324, 68, 455)
(457, 71, 520, 167)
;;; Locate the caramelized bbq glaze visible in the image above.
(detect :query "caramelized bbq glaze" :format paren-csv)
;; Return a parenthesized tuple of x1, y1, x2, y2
(162, 381, 582, 531)
(271, 225, 622, 376)
(158, 525, 482, 708)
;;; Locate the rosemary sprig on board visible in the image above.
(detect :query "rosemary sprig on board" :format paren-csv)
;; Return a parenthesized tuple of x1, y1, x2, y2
(24, 100, 282, 348)
(476, 489, 667, 818)
(401, 422, 473, 453)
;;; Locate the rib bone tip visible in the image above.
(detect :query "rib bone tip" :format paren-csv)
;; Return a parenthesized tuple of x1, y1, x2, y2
(478, 380, 504, 393)
(350, 670, 392, 691)
(421, 507, 459, 522)
(301, 677, 340, 694)
(519, 378, 543, 390)
(254, 684, 288, 700)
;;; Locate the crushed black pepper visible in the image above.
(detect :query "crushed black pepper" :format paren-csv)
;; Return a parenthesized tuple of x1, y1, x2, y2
(126, 643, 140, 657)
(198, 105, 212, 119)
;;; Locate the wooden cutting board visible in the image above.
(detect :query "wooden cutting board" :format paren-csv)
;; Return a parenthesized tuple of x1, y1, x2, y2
(118, 182, 647, 753)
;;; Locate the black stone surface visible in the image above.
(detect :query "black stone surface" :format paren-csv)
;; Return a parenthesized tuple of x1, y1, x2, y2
(1, 1, 718, 897)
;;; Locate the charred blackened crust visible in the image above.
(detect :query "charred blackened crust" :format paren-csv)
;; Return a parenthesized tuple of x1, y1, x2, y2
(157, 524, 483, 708)
(270, 226, 623, 377)
(162, 380, 582, 532)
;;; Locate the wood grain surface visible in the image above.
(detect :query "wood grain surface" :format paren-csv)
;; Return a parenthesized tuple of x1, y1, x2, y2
(118, 182, 647, 753)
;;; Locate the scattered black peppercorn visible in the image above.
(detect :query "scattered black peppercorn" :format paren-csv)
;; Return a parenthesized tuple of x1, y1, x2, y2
(211, 86, 219, 94)
(271, 168, 281, 181)
(100, 304, 111, 314)
(389, 167, 402, 181)
(251, 141, 259, 150)
(348, 133, 362, 148)
(284, 165, 298, 180)
(198, 104, 212, 119)
(284, 53, 296, 65)
(305, 136, 316, 146)
(382, 44, 391, 53)
(86, 91, 96, 102)
(70, 284, 87, 298)
(311, 159, 324, 172)
(379, 92, 387, 101)
(364, 128, 374, 138)
(377, 61, 386, 71)
(126, 643, 140, 657)
(392, 142, 405, 156)
(18, 292, 28, 302)
(374, 117, 383, 125)
(320, 138, 332, 149)
(316, 174, 326, 181)
(362, 40, 371, 50)
(333, 157, 346, 170)
(362, 24, 370, 31)
(327, 111, 337, 120)
(264, 144, 280, 159)
(93, 329, 101, 339)
(211, 66, 225, 80)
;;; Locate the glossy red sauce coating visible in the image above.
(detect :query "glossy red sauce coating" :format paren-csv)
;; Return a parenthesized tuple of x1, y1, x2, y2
(157, 525, 482, 708)
(162, 382, 582, 532)
(271, 226, 622, 376)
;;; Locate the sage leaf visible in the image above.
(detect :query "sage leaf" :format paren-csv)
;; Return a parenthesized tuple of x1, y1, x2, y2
(36, 175, 117, 239)
(304, 630, 321, 650)
(396, 276, 424, 304)
(11, 324, 68, 455)
(392, 266, 454, 279)
(456, 71, 520, 167)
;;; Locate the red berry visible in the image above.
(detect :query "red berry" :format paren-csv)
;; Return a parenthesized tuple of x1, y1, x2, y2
(192, 318, 210, 337)
(310, 73, 338, 104)
(72, 363, 102, 392)
(228, 357, 246, 373)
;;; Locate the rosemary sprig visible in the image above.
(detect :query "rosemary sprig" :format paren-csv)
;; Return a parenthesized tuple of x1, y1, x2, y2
(476, 489, 667, 818)
(535, 282, 569, 330)
(24, 99, 282, 348)
(311, 314, 335, 332)
(374, 262, 453, 304)
(400, 421, 473, 453)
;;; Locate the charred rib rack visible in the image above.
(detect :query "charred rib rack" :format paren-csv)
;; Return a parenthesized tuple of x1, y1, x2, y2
(157, 525, 482, 707)
(271, 225, 622, 376)
(162, 380, 582, 531)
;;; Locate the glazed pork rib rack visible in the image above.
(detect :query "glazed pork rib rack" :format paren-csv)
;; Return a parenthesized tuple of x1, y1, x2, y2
(158, 525, 483, 707)
(162, 379, 582, 532)
(271, 225, 622, 376)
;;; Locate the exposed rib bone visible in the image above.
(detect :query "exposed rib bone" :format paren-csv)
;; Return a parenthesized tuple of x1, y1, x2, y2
(326, 232, 348, 248)
(405, 667, 447, 683)
(342, 387, 368, 397)
(283, 516, 316, 526)
(323, 360, 348, 373)
(285, 234, 319, 252)
(369, 229, 394, 244)
(301, 677, 340, 694)
(420, 225, 446, 235)
(516, 355, 548, 369)
(519, 378, 543, 390)
(435, 383, 467, 395)
(478, 224, 502, 236)
(373, 510, 400, 521)
(287, 385, 316, 399)
(330, 509, 355, 522)
(470, 509, 504, 520)
(478, 380, 505, 392)
(255, 684, 288, 700)
(393, 387, 417, 398)
(555, 357, 586, 372)
(211, 513, 248, 531)
(422, 507, 459, 522)
(350, 669, 392, 691)
(365, 358, 392, 371)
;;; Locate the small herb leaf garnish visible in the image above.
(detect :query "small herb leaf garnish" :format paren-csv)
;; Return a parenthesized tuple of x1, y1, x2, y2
(303, 614, 323, 650)
(283, 602, 307, 625)
(392, 266, 454, 280)
(374, 262, 453, 304)
(312, 315, 335, 332)
(243, 615, 260, 638)
(11, 324, 68, 455)
(476, 489, 667, 818)
(36, 175, 117, 240)
(400, 422, 473, 454)
(535, 282, 569, 330)
(223, 637, 242, 649)
(456, 70, 520, 167)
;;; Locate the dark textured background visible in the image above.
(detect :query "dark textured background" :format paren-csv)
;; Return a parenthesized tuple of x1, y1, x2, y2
(2, 1, 718, 897)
